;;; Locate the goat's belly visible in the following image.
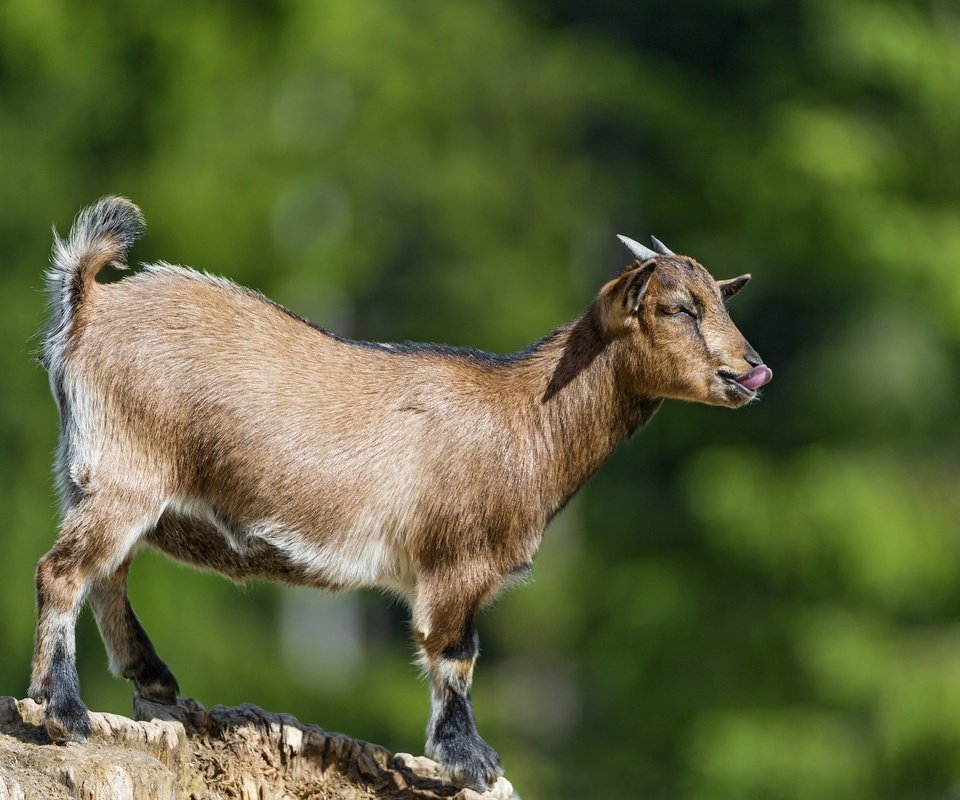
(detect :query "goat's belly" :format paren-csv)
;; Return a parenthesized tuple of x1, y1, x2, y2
(147, 505, 414, 594)
(253, 521, 414, 593)
(145, 512, 321, 587)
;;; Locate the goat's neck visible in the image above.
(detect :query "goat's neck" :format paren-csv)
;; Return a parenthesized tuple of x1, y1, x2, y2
(509, 312, 662, 515)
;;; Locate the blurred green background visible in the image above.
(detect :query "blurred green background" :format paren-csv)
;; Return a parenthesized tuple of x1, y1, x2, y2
(1, 0, 959, 797)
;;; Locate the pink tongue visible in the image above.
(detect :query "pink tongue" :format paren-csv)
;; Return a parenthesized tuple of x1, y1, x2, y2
(735, 365, 773, 391)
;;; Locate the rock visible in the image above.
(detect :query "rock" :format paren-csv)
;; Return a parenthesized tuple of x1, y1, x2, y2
(0, 696, 518, 800)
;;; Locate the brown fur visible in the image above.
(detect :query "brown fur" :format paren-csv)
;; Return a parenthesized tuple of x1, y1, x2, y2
(31, 198, 767, 790)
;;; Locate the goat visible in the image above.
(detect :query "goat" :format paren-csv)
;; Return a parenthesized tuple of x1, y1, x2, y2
(30, 197, 771, 791)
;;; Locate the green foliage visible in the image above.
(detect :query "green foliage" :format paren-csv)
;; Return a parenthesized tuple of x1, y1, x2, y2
(0, 0, 957, 797)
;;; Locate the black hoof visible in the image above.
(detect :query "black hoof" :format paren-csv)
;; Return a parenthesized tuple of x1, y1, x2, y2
(45, 693, 91, 744)
(137, 681, 179, 704)
(128, 659, 180, 704)
(137, 672, 179, 705)
(430, 734, 504, 793)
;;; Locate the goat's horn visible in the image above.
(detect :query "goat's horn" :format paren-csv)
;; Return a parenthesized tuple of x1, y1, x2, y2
(650, 236, 675, 256)
(616, 234, 659, 261)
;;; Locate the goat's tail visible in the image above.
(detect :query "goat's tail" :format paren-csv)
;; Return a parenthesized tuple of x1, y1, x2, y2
(42, 196, 145, 367)
(46, 196, 145, 320)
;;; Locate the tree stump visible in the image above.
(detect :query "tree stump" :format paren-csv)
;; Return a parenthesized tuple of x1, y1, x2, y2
(0, 696, 517, 800)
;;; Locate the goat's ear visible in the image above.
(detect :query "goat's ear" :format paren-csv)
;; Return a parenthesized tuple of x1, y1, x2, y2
(597, 260, 657, 334)
(624, 261, 657, 314)
(718, 274, 751, 301)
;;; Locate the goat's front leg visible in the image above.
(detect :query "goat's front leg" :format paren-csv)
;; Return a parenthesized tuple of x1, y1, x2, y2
(414, 581, 503, 792)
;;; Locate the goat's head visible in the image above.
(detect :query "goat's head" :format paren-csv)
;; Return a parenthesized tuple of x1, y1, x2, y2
(596, 235, 772, 408)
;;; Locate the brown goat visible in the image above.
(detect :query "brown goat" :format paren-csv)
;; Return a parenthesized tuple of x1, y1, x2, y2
(31, 197, 771, 791)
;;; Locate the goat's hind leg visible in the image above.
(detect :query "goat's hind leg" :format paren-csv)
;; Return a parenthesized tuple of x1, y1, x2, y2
(30, 491, 160, 742)
(415, 579, 503, 792)
(88, 558, 179, 704)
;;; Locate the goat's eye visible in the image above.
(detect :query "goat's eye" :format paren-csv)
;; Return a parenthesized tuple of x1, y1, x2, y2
(661, 304, 691, 317)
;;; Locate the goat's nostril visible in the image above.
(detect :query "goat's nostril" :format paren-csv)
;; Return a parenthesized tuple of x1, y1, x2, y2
(744, 349, 762, 368)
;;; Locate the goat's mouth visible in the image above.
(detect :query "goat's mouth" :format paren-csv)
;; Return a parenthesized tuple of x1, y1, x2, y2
(717, 365, 773, 399)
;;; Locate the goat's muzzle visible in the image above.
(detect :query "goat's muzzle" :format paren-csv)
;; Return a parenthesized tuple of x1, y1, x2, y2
(716, 364, 773, 405)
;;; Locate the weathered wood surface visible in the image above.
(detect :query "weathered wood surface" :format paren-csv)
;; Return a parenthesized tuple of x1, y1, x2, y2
(0, 696, 517, 800)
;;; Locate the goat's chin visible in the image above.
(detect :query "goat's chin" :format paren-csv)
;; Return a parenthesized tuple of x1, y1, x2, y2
(711, 376, 757, 408)
(661, 382, 748, 408)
